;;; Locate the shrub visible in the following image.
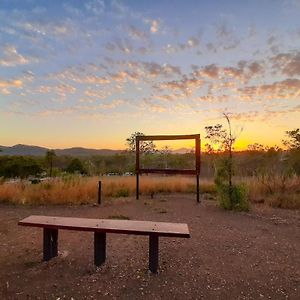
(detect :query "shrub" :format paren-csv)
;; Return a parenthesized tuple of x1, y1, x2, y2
(114, 187, 130, 197)
(216, 182, 249, 211)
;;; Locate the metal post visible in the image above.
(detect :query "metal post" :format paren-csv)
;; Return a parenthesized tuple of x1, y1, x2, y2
(149, 234, 159, 273)
(136, 138, 140, 200)
(98, 180, 102, 205)
(94, 232, 106, 266)
(196, 174, 200, 203)
(195, 135, 201, 203)
(136, 173, 139, 200)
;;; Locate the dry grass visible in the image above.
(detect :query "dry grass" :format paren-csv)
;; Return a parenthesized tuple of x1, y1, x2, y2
(0, 175, 299, 209)
(0, 175, 214, 205)
(245, 175, 300, 209)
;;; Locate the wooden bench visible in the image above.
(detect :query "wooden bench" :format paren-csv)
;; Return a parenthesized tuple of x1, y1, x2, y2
(18, 215, 190, 273)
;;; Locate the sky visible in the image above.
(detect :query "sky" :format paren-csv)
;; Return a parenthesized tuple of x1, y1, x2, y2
(0, 0, 300, 150)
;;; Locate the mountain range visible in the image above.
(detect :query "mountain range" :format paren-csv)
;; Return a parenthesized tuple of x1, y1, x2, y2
(0, 144, 193, 156)
(0, 144, 122, 156)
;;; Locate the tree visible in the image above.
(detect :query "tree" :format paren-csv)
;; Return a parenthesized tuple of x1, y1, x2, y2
(0, 156, 42, 178)
(283, 128, 300, 150)
(205, 113, 248, 211)
(283, 128, 300, 176)
(160, 145, 172, 168)
(45, 150, 56, 177)
(65, 158, 86, 174)
(126, 132, 156, 154)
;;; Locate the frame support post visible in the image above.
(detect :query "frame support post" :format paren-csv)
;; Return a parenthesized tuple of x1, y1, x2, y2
(136, 173, 139, 200)
(136, 138, 140, 200)
(196, 174, 200, 203)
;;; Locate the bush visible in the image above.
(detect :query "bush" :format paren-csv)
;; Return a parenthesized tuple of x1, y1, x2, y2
(216, 182, 249, 211)
(114, 187, 130, 197)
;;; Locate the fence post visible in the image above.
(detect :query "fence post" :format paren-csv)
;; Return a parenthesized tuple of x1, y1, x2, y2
(98, 180, 102, 205)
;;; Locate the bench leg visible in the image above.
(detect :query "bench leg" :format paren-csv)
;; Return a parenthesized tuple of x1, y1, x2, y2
(94, 232, 106, 266)
(149, 235, 159, 273)
(43, 228, 58, 261)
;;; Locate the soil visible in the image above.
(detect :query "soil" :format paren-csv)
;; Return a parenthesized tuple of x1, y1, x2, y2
(0, 194, 299, 300)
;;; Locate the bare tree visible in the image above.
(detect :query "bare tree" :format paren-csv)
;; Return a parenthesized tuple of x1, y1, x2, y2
(126, 132, 156, 154)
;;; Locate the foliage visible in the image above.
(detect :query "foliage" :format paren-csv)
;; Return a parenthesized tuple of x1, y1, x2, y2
(0, 156, 43, 178)
(283, 128, 300, 150)
(65, 158, 86, 174)
(45, 150, 56, 177)
(205, 113, 248, 211)
(126, 132, 156, 154)
(282, 129, 300, 176)
(216, 182, 249, 211)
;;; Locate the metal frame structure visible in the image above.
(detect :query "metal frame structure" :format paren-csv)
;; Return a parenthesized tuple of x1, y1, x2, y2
(136, 134, 201, 202)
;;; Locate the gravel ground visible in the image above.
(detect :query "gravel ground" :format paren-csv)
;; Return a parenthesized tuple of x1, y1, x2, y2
(0, 194, 299, 300)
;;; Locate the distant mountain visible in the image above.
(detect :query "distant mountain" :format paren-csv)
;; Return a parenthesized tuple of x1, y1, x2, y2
(0, 144, 123, 156)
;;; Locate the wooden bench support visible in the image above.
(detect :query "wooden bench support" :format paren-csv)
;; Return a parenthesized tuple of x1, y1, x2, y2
(149, 234, 159, 273)
(43, 228, 58, 261)
(94, 232, 106, 266)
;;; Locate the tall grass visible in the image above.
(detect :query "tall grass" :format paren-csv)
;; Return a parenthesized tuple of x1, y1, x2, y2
(244, 175, 300, 209)
(0, 175, 298, 208)
(0, 175, 214, 205)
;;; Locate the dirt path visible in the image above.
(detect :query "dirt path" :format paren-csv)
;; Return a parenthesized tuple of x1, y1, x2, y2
(0, 194, 299, 299)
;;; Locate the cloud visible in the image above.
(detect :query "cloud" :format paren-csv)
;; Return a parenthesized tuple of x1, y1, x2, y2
(85, 0, 105, 15)
(271, 51, 300, 77)
(163, 36, 200, 53)
(110, 70, 139, 83)
(143, 98, 166, 112)
(156, 77, 204, 96)
(216, 22, 232, 39)
(238, 78, 300, 101)
(147, 19, 160, 34)
(0, 45, 30, 67)
(0, 79, 23, 94)
(230, 111, 259, 121)
(105, 38, 133, 54)
(191, 59, 264, 83)
(199, 64, 219, 79)
(84, 88, 112, 99)
(99, 99, 125, 109)
(37, 83, 76, 97)
(142, 62, 181, 77)
(128, 25, 148, 40)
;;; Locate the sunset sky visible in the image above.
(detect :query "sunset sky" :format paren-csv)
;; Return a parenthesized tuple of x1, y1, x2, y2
(1, 0, 300, 150)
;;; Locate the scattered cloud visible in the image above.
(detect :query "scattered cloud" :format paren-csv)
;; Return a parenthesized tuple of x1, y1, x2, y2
(147, 19, 160, 34)
(0, 79, 23, 94)
(0, 45, 30, 67)
(128, 25, 148, 40)
(238, 78, 300, 101)
(271, 51, 300, 77)
(85, 0, 105, 15)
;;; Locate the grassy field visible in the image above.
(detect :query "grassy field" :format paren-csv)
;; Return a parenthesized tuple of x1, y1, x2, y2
(0, 175, 299, 208)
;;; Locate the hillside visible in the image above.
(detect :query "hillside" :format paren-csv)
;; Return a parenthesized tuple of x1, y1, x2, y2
(0, 144, 122, 156)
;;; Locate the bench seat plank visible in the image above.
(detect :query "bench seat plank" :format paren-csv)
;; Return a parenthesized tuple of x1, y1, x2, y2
(18, 215, 190, 238)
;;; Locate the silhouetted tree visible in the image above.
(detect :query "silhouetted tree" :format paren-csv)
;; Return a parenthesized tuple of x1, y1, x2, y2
(45, 150, 56, 177)
(205, 113, 248, 211)
(66, 158, 86, 174)
(283, 128, 300, 176)
(283, 128, 300, 150)
(126, 132, 156, 154)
